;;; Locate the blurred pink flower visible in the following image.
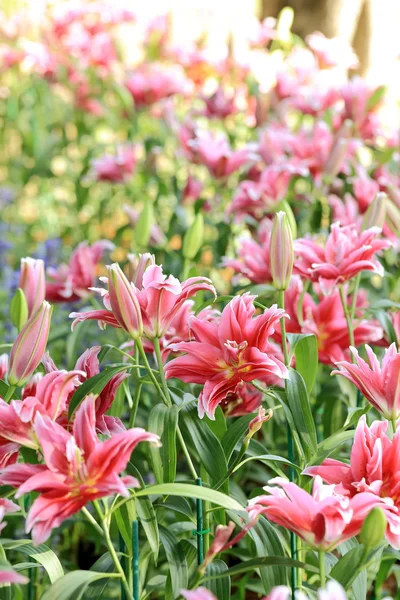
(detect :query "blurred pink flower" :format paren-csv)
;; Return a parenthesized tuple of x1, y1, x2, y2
(0, 568, 28, 585)
(46, 240, 113, 303)
(126, 63, 189, 107)
(182, 175, 203, 205)
(306, 32, 359, 70)
(222, 219, 272, 284)
(201, 87, 238, 119)
(332, 344, 400, 419)
(91, 145, 138, 183)
(340, 77, 384, 139)
(304, 416, 400, 548)
(248, 16, 276, 48)
(0, 354, 8, 381)
(71, 259, 216, 340)
(295, 223, 390, 295)
(248, 475, 387, 551)
(5, 395, 159, 544)
(181, 589, 217, 600)
(165, 294, 287, 419)
(189, 132, 254, 179)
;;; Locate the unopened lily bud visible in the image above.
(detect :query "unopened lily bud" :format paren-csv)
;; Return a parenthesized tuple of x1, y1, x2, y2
(362, 192, 387, 231)
(182, 213, 204, 260)
(245, 407, 273, 443)
(8, 301, 52, 387)
(360, 507, 386, 548)
(134, 203, 154, 247)
(200, 522, 235, 573)
(324, 120, 352, 180)
(385, 198, 400, 236)
(107, 264, 143, 339)
(270, 211, 294, 291)
(19, 257, 45, 318)
(10, 288, 28, 332)
(127, 253, 155, 288)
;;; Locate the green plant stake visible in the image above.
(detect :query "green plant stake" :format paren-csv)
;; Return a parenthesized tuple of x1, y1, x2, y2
(132, 520, 139, 600)
(119, 533, 126, 600)
(196, 478, 204, 565)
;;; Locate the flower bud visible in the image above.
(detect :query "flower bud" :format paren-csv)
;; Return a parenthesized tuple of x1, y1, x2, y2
(361, 192, 387, 231)
(245, 407, 273, 443)
(8, 301, 52, 387)
(360, 507, 386, 548)
(182, 213, 204, 260)
(127, 253, 155, 288)
(324, 120, 352, 180)
(270, 211, 294, 291)
(107, 263, 143, 339)
(134, 203, 154, 247)
(384, 198, 400, 236)
(19, 257, 45, 318)
(10, 288, 28, 332)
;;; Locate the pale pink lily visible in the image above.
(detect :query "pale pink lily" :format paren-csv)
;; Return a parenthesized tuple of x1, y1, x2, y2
(165, 294, 287, 419)
(189, 131, 255, 179)
(90, 145, 138, 183)
(304, 416, 400, 548)
(4, 396, 160, 544)
(294, 222, 390, 295)
(0, 567, 28, 585)
(248, 476, 388, 551)
(70, 259, 216, 340)
(332, 344, 400, 420)
(46, 241, 114, 303)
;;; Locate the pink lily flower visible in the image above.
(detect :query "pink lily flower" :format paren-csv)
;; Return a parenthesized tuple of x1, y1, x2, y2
(125, 63, 189, 107)
(90, 145, 138, 183)
(0, 370, 83, 450)
(222, 219, 273, 285)
(9, 396, 160, 544)
(295, 223, 390, 295)
(306, 32, 358, 70)
(189, 131, 255, 179)
(19, 257, 46, 318)
(304, 416, 400, 548)
(46, 240, 114, 303)
(0, 354, 8, 381)
(70, 259, 216, 340)
(200, 87, 238, 119)
(181, 589, 217, 600)
(164, 294, 287, 419)
(248, 475, 389, 551)
(0, 568, 28, 585)
(332, 344, 400, 420)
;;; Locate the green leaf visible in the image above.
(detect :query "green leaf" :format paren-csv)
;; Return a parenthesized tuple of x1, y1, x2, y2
(201, 556, 318, 581)
(41, 571, 119, 600)
(309, 430, 355, 466)
(2, 540, 63, 583)
(204, 560, 230, 600)
(284, 369, 317, 462)
(132, 483, 243, 511)
(84, 552, 118, 599)
(0, 380, 10, 399)
(366, 85, 386, 110)
(288, 333, 318, 393)
(330, 545, 366, 589)
(221, 414, 254, 463)
(148, 404, 179, 484)
(180, 405, 228, 484)
(250, 519, 288, 592)
(233, 454, 301, 475)
(159, 526, 188, 600)
(128, 464, 159, 560)
(68, 366, 130, 418)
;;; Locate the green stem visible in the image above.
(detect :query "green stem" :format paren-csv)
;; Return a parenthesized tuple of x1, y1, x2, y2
(135, 338, 169, 405)
(132, 520, 140, 600)
(176, 427, 199, 480)
(128, 382, 142, 429)
(278, 289, 297, 596)
(350, 273, 361, 324)
(319, 551, 326, 587)
(93, 501, 133, 600)
(153, 338, 172, 407)
(339, 286, 355, 349)
(4, 384, 15, 402)
(82, 506, 104, 536)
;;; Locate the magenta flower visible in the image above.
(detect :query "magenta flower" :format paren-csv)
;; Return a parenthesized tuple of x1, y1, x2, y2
(333, 343, 400, 420)
(0, 370, 82, 450)
(222, 220, 273, 285)
(0, 354, 8, 381)
(6, 396, 159, 544)
(304, 416, 400, 548)
(8, 301, 52, 387)
(46, 241, 113, 303)
(189, 131, 254, 179)
(125, 63, 189, 107)
(0, 568, 28, 585)
(70, 260, 216, 340)
(181, 589, 217, 600)
(248, 475, 388, 551)
(201, 87, 238, 119)
(295, 223, 390, 295)
(19, 258, 46, 318)
(90, 145, 138, 183)
(165, 294, 287, 419)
